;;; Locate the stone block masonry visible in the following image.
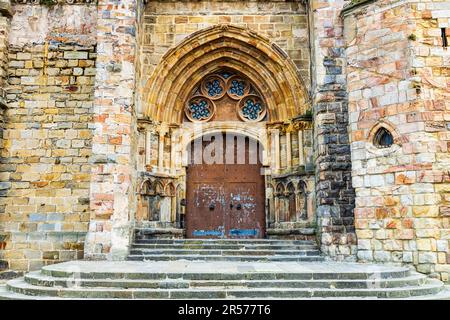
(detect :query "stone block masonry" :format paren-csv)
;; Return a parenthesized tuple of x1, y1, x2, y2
(343, 0, 450, 281)
(2, 42, 96, 271)
(0, 0, 11, 110)
(83, 0, 137, 260)
(0, 3, 97, 271)
(309, 0, 357, 261)
(0, 0, 447, 280)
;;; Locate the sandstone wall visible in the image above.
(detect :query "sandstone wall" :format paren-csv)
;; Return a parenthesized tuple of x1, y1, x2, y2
(0, 3, 96, 271)
(343, 0, 450, 280)
(84, 0, 137, 260)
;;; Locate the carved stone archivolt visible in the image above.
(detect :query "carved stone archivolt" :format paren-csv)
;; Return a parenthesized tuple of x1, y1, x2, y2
(144, 25, 309, 124)
(184, 69, 267, 123)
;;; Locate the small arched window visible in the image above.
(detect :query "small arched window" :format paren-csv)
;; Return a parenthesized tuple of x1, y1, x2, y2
(373, 127, 394, 148)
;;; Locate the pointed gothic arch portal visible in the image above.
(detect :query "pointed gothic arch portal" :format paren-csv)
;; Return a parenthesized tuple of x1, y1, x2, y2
(143, 25, 309, 123)
(140, 25, 310, 238)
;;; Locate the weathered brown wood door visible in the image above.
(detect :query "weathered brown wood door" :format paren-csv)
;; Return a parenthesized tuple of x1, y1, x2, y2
(186, 134, 265, 238)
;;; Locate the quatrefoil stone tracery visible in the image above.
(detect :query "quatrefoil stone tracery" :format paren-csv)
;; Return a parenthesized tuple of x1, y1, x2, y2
(238, 95, 266, 122)
(201, 76, 226, 100)
(227, 75, 250, 100)
(185, 96, 215, 122)
(185, 71, 266, 123)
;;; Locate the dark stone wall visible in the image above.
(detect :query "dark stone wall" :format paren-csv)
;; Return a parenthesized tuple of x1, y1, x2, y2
(309, 0, 357, 260)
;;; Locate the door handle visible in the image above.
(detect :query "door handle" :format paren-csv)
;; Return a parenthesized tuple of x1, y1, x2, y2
(209, 203, 215, 210)
(236, 203, 242, 210)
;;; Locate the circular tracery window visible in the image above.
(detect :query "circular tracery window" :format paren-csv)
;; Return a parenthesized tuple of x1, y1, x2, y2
(227, 75, 250, 100)
(201, 75, 226, 100)
(185, 96, 215, 122)
(238, 95, 266, 122)
(185, 70, 266, 123)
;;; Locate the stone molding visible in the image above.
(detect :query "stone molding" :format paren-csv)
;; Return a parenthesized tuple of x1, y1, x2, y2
(341, 0, 378, 16)
(11, 0, 95, 4)
(141, 0, 308, 4)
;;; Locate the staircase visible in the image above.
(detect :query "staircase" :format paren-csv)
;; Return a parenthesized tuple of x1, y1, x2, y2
(1, 260, 449, 299)
(0, 231, 449, 299)
(127, 237, 325, 262)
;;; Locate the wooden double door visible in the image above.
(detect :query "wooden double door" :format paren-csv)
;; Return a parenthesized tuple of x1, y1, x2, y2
(185, 134, 265, 239)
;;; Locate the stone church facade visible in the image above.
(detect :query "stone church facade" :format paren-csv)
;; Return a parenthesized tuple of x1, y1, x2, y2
(0, 0, 448, 282)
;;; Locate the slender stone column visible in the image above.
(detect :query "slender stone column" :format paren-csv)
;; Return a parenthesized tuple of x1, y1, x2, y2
(295, 191, 301, 221)
(298, 130, 304, 166)
(270, 128, 280, 174)
(274, 196, 280, 223)
(170, 130, 177, 175)
(145, 130, 151, 167)
(286, 131, 292, 169)
(158, 129, 166, 172)
(85, 0, 137, 260)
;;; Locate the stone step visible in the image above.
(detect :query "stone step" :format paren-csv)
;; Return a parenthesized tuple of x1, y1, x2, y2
(133, 239, 316, 246)
(0, 285, 66, 300)
(131, 243, 319, 250)
(39, 261, 412, 281)
(129, 249, 321, 256)
(405, 285, 450, 300)
(23, 271, 429, 289)
(134, 228, 184, 239)
(4, 277, 444, 299)
(2, 261, 446, 300)
(127, 254, 326, 262)
(188, 275, 429, 290)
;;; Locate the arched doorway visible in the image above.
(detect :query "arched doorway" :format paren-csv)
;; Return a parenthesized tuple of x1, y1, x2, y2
(185, 133, 265, 239)
(135, 25, 315, 242)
